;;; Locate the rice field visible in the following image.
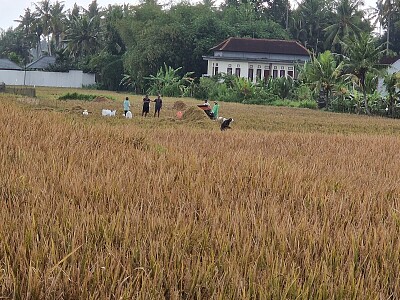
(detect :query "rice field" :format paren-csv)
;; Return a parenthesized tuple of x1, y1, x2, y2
(1, 88, 400, 299)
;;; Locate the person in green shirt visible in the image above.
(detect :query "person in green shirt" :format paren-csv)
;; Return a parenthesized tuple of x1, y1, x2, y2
(211, 101, 220, 120)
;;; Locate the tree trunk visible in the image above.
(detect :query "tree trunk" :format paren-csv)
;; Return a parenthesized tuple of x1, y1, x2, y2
(387, 14, 390, 55)
(363, 88, 370, 115)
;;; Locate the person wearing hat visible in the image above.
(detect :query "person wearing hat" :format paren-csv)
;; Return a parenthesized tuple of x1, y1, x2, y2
(211, 101, 220, 120)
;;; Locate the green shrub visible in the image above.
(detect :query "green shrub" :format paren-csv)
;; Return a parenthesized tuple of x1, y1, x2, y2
(269, 99, 316, 109)
(294, 84, 314, 102)
(298, 100, 317, 109)
(58, 92, 97, 101)
(330, 95, 356, 113)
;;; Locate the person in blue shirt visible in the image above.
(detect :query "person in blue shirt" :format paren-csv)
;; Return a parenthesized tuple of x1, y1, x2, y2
(123, 97, 130, 116)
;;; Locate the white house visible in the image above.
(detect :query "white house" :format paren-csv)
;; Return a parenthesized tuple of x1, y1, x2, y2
(203, 37, 310, 82)
(377, 56, 400, 95)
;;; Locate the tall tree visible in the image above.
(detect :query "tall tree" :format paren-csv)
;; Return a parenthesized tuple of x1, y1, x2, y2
(49, 1, 66, 52)
(292, 0, 330, 53)
(14, 8, 37, 62)
(379, 0, 395, 54)
(298, 50, 344, 108)
(34, 0, 52, 55)
(324, 0, 365, 51)
(63, 15, 101, 59)
(341, 32, 385, 115)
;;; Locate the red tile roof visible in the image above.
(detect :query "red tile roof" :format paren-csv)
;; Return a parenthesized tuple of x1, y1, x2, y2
(211, 37, 309, 56)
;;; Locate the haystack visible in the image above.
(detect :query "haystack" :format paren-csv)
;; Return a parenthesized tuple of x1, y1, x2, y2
(93, 96, 109, 102)
(173, 100, 187, 111)
(182, 106, 210, 121)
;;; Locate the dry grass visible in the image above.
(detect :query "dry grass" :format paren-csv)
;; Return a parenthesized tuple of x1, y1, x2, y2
(1, 88, 400, 299)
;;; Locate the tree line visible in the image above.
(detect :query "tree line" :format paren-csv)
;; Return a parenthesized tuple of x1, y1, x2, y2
(1, 0, 400, 116)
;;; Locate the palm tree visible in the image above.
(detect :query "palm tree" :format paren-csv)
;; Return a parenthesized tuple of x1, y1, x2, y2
(296, 0, 328, 52)
(366, 0, 384, 35)
(298, 50, 344, 108)
(379, 0, 395, 54)
(34, 0, 52, 55)
(63, 15, 100, 59)
(49, 1, 66, 52)
(14, 8, 37, 61)
(324, 0, 364, 50)
(341, 32, 385, 115)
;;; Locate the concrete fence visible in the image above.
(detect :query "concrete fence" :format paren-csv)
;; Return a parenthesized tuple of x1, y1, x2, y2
(0, 70, 96, 88)
(4, 86, 36, 97)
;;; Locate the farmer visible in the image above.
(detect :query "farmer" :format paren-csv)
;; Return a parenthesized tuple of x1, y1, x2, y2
(142, 94, 151, 117)
(153, 94, 163, 118)
(123, 96, 130, 116)
(221, 118, 233, 131)
(203, 99, 211, 108)
(211, 101, 220, 119)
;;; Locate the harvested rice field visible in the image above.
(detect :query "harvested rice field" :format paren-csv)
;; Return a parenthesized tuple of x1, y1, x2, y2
(1, 87, 400, 299)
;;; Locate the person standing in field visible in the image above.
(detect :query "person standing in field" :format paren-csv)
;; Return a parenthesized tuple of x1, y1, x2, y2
(123, 96, 130, 116)
(153, 94, 163, 118)
(211, 101, 220, 119)
(142, 94, 151, 117)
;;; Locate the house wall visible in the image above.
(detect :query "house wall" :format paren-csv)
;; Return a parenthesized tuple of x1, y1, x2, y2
(207, 58, 298, 82)
(0, 70, 95, 88)
(377, 59, 400, 95)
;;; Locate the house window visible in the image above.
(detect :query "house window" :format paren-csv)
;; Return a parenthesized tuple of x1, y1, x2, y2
(288, 70, 294, 78)
(256, 69, 262, 80)
(235, 68, 241, 76)
(214, 66, 219, 76)
(264, 70, 270, 81)
(248, 68, 254, 81)
(273, 70, 278, 78)
(227, 68, 232, 75)
(280, 70, 285, 77)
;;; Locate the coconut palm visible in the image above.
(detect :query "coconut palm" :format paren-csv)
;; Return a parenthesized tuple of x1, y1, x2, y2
(34, 0, 52, 55)
(296, 0, 328, 52)
(63, 15, 100, 59)
(298, 50, 344, 108)
(49, 1, 66, 51)
(14, 8, 37, 61)
(366, 0, 385, 35)
(341, 32, 386, 115)
(324, 0, 364, 50)
(379, 0, 396, 54)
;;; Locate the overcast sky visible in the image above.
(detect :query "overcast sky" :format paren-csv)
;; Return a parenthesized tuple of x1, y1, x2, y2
(0, 0, 377, 32)
(0, 0, 129, 30)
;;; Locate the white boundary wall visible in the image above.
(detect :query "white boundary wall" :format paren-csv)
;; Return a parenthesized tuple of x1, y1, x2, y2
(0, 70, 95, 88)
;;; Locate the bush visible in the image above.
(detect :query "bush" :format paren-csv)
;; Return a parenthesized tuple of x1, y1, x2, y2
(298, 100, 317, 109)
(294, 84, 314, 102)
(58, 92, 97, 101)
(269, 99, 317, 109)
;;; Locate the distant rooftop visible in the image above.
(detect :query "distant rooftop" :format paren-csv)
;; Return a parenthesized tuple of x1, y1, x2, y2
(379, 56, 400, 65)
(210, 37, 310, 56)
(0, 58, 22, 70)
(26, 56, 56, 70)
